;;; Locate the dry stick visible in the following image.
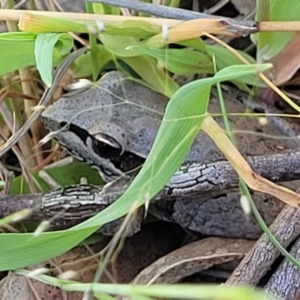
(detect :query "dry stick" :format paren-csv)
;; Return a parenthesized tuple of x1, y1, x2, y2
(1, 149, 300, 230)
(20, 68, 44, 166)
(0, 47, 87, 159)
(88, 0, 219, 20)
(226, 205, 300, 286)
(131, 238, 255, 284)
(85, 0, 300, 32)
(0, 9, 300, 33)
(264, 234, 300, 300)
(0, 126, 37, 193)
(84, 0, 254, 24)
(163, 149, 300, 198)
(1, 0, 37, 168)
(0, 193, 41, 216)
(0, 9, 196, 26)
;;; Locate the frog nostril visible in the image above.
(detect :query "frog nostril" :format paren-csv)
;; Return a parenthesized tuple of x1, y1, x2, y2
(60, 121, 70, 130)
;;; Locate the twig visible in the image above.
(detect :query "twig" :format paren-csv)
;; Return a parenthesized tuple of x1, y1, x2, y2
(88, 0, 300, 33)
(226, 205, 300, 285)
(85, 0, 227, 20)
(264, 234, 300, 299)
(2, 149, 300, 232)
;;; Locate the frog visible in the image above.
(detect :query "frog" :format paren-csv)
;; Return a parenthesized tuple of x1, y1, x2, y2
(41, 71, 299, 239)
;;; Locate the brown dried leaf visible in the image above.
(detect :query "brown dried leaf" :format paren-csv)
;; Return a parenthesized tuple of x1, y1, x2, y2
(269, 32, 300, 85)
(202, 116, 300, 207)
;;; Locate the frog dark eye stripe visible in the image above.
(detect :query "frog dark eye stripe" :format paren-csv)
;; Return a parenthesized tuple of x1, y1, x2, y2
(60, 122, 88, 144)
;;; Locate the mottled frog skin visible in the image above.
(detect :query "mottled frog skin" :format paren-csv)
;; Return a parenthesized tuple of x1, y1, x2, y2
(41, 71, 298, 238)
(42, 72, 296, 178)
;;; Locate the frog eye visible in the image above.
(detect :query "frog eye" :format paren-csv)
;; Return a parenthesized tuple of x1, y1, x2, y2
(92, 133, 123, 159)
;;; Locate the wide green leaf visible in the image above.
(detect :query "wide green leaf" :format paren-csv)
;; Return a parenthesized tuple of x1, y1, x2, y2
(0, 32, 73, 78)
(35, 33, 73, 86)
(255, 0, 300, 59)
(254, 1, 300, 86)
(10, 162, 102, 195)
(99, 34, 179, 96)
(129, 46, 213, 75)
(0, 32, 35, 76)
(0, 228, 97, 270)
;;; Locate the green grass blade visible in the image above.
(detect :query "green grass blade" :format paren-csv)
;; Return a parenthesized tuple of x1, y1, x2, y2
(0, 64, 271, 271)
(70, 63, 272, 229)
(16, 270, 278, 300)
(0, 228, 97, 270)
